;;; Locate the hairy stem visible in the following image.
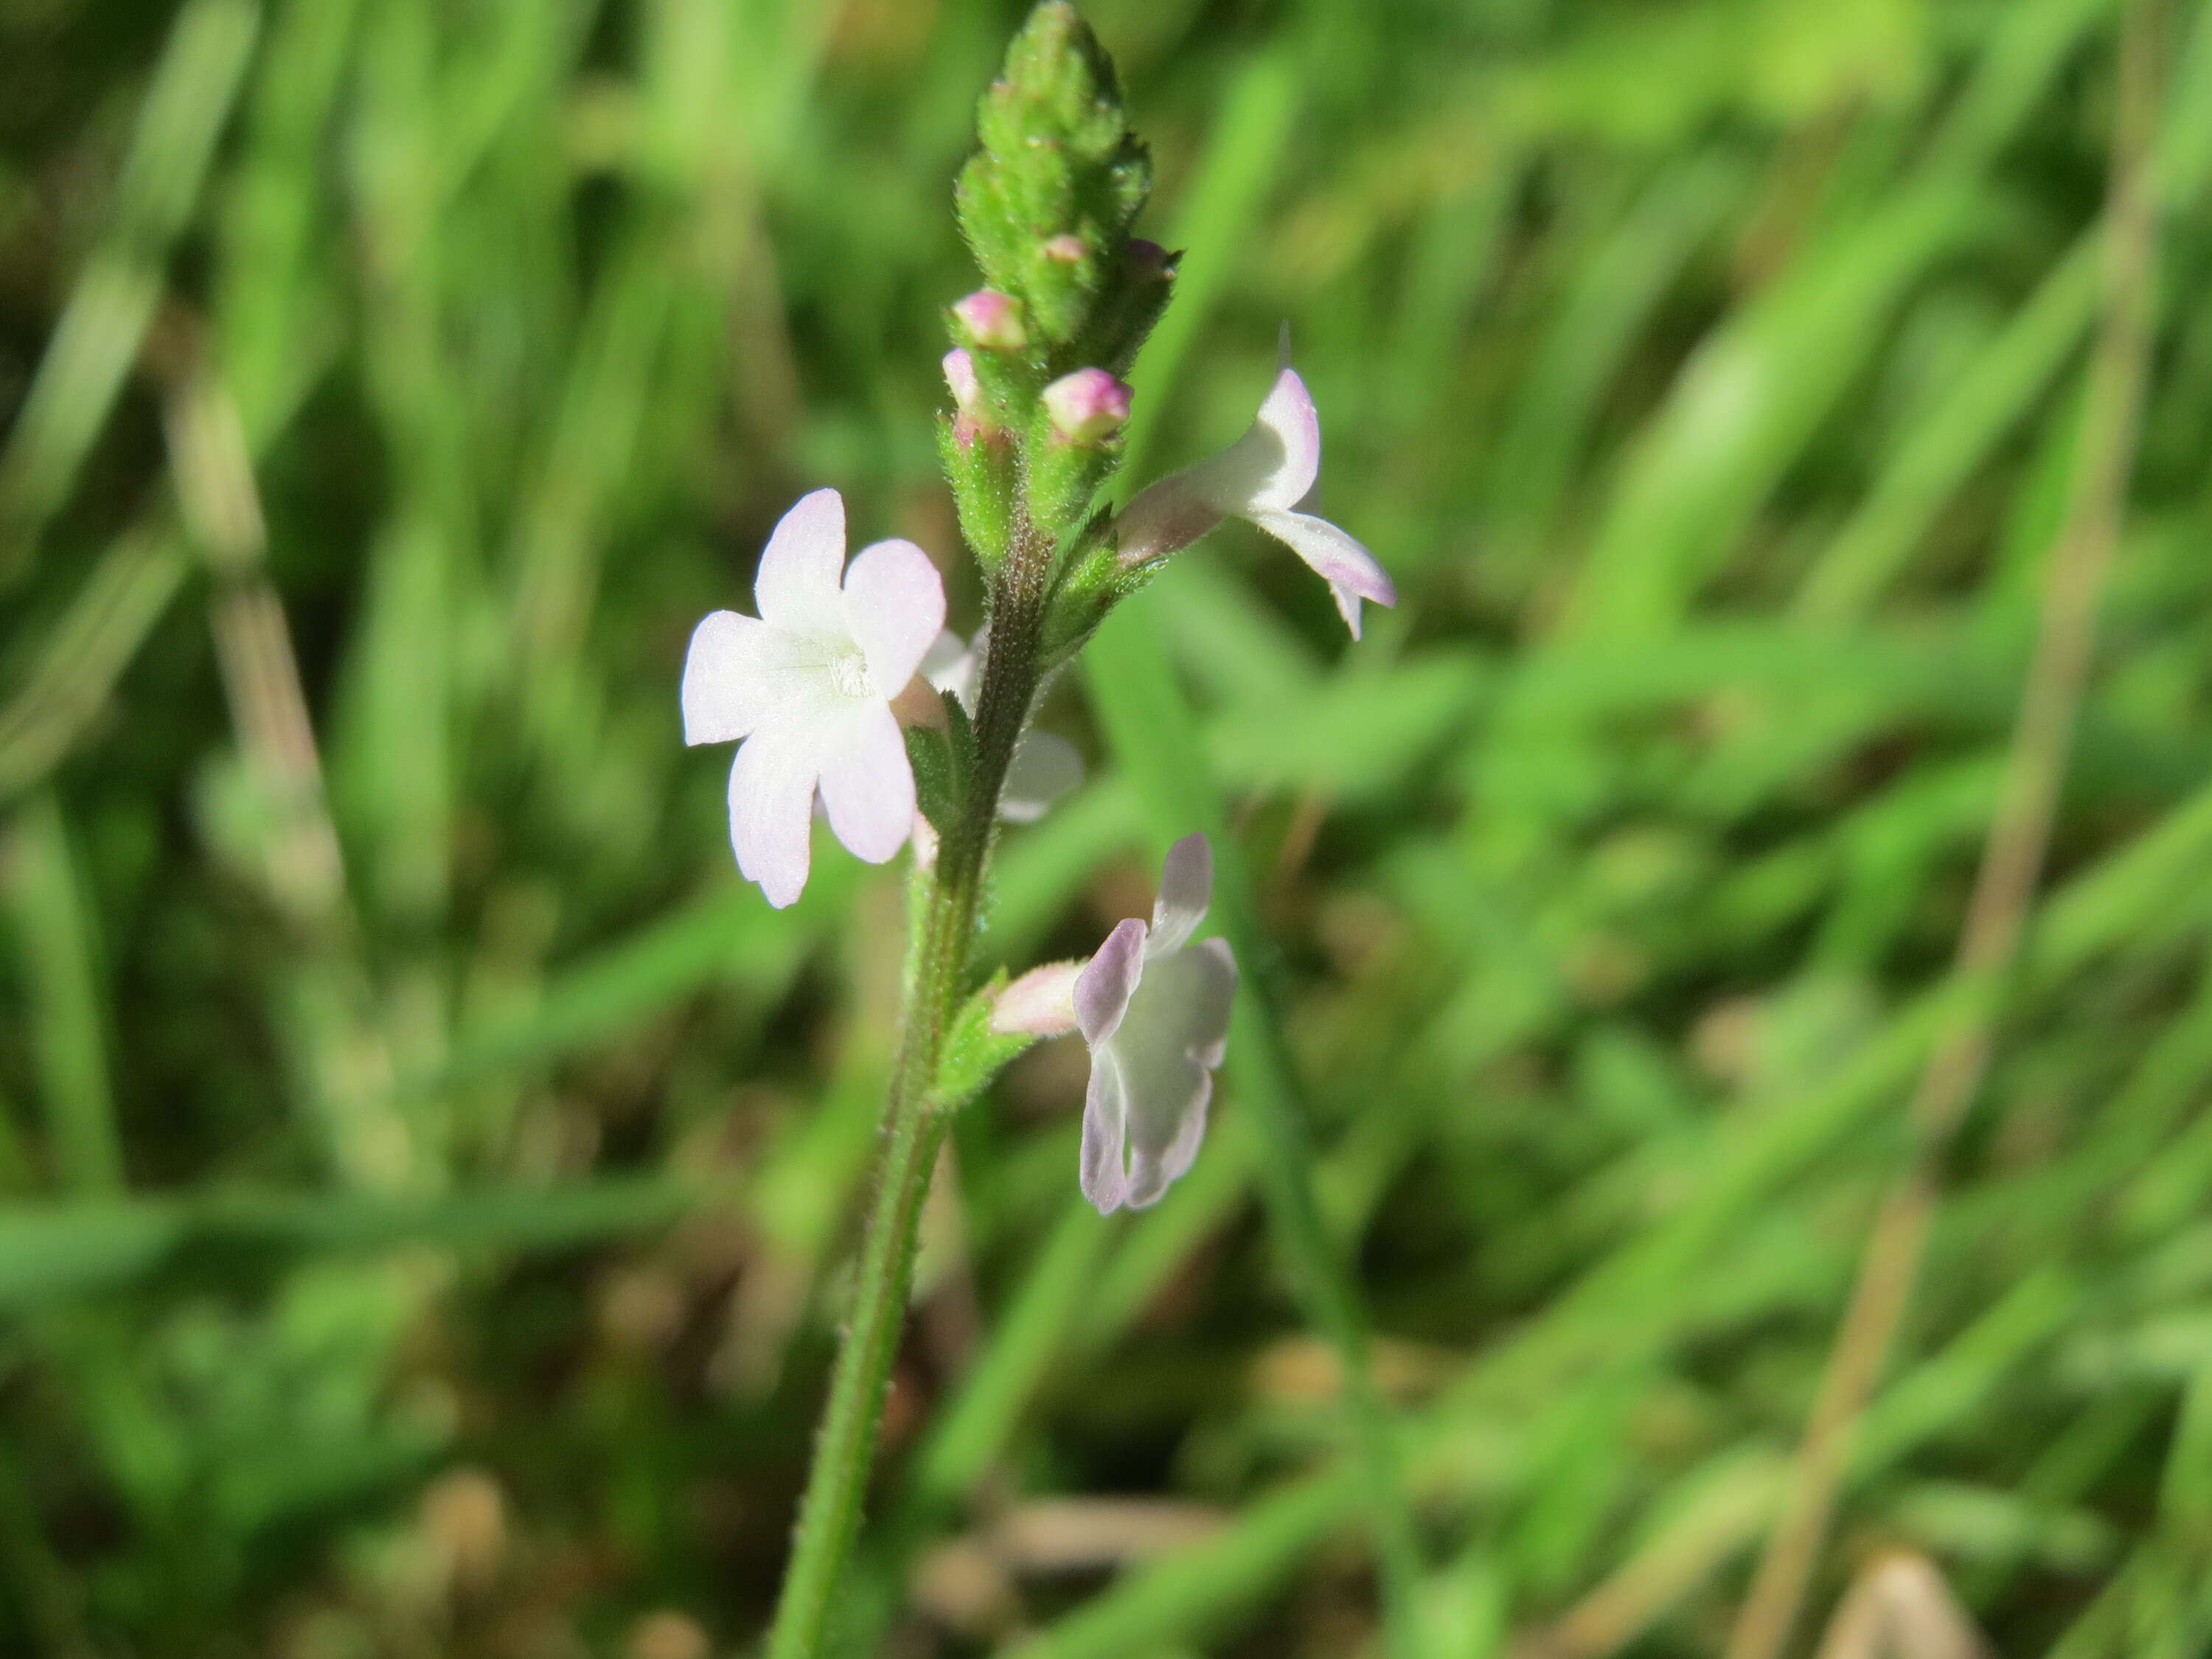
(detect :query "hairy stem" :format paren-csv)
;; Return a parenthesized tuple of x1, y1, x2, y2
(765, 512, 1051, 1659)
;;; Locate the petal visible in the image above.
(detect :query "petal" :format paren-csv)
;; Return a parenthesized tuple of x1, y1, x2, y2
(1079, 1051, 1131, 1215)
(843, 538, 946, 695)
(999, 730, 1084, 824)
(1113, 475, 1228, 568)
(681, 611, 835, 745)
(1183, 937, 1238, 1071)
(815, 701, 915, 865)
(1106, 937, 1237, 1208)
(1075, 917, 1148, 1046)
(920, 629, 973, 700)
(1180, 367, 1321, 516)
(1125, 1071, 1211, 1209)
(1248, 508, 1397, 640)
(1148, 832, 1213, 956)
(754, 488, 846, 633)
(727, 723, 820, 908)
(991, 959, 1084, 1037)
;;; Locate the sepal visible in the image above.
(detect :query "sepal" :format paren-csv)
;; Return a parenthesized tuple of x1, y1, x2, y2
(1025, 412, 1121, 535)
(932, 970, 1039, 1113)
(938, 413, 1018, 571)
(1039, 513, 1121, 661)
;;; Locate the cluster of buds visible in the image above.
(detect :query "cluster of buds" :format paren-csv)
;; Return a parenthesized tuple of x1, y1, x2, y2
(936, 3, 1172, 569)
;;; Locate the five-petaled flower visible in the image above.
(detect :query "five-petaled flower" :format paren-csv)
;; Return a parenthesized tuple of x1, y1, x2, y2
(1115, 364, 1396, 638)
(993, 835, 1237, 1214)
(681, 488, 945, 908)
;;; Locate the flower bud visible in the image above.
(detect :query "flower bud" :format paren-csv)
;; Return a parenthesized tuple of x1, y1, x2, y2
(1041, 234, 1087, 263)
(942, 348, 981, 412)
(1041, 368, 1131, 444)
(1127, 239, 1171, 275)
(952, 289, 1028, 351)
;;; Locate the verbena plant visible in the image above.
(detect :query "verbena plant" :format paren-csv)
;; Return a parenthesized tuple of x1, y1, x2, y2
(674, 7, 1392, 1649)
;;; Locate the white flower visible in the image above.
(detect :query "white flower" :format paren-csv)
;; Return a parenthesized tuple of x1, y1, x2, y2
(993, 835, 1237, 1214)
(919, 630, 1084, 824)
(681, 488, 945, 908)
(1115, 365, 1396, 639)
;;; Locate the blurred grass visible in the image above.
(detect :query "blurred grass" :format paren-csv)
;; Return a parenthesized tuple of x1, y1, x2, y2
(4, 0, 2212, 1655)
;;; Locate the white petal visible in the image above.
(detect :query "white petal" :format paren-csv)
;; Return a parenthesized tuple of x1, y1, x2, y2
(682, 611, 838, 745)
(843, 538, 945, 695)
(1104, 937, 1237, 1208)
(815, 702, 914, 865)
(1075, 917, 1148, 1046)
(727, 723, 820, 908)
(1180, 367, 1321, 516)
(1147, 832, 1212, 956)
(920, 629, 973, 703)
(682, 611, 762, 745)
(754, 488, 847, 633)
(1126, 1069, 1211, 1209)
(1247, 508, 1397, 640)
(999, 730, 1084, 824)
(1079, 1052, 1131, 1215)
(991, 960, 1084, 1037)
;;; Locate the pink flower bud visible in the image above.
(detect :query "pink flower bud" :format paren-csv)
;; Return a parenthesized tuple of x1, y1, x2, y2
(1041, 234, 1087, 263)
(942, 348, 981, 414)
(1042, 368, 1131, 444)
(952, 289, 1027, 351)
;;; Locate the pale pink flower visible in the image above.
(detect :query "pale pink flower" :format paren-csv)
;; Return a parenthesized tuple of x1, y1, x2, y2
(995, 835, 1237, 1213)
(681, 489, 944, 908)
(1116, 366, 1395, 638)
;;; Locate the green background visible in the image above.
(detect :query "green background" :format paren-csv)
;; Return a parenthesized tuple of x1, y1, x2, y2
(3, 0, 2211, 1653)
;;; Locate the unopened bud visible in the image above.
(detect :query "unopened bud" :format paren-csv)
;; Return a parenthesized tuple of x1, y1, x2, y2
(1041, 234, 1087, 263)
(991, 960, 1082, 1037)
(942, 349, 981, 415)
(1127, 239, 1171, 275)
(952, 289, 1028, 351)
(1042, 368, 1131, 443)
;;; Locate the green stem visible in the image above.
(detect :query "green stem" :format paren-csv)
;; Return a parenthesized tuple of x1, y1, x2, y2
(765, 512, 1051, 1659)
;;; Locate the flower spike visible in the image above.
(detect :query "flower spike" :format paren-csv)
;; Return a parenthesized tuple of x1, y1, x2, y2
(682, 489, 945, 907)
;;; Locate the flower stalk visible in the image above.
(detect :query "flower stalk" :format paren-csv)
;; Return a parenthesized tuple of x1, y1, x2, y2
(672, 6, 1399, 1649)
(763, 509, 1054, 1659)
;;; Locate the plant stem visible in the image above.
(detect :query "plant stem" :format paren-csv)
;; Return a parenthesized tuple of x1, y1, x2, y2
(765, 512, 1052, 1659)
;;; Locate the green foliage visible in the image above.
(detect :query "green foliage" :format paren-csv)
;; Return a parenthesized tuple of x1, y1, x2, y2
(4, 0, 2212, 1655)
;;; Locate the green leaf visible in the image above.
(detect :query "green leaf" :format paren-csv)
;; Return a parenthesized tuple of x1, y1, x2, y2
(905, 722, 959, 836)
